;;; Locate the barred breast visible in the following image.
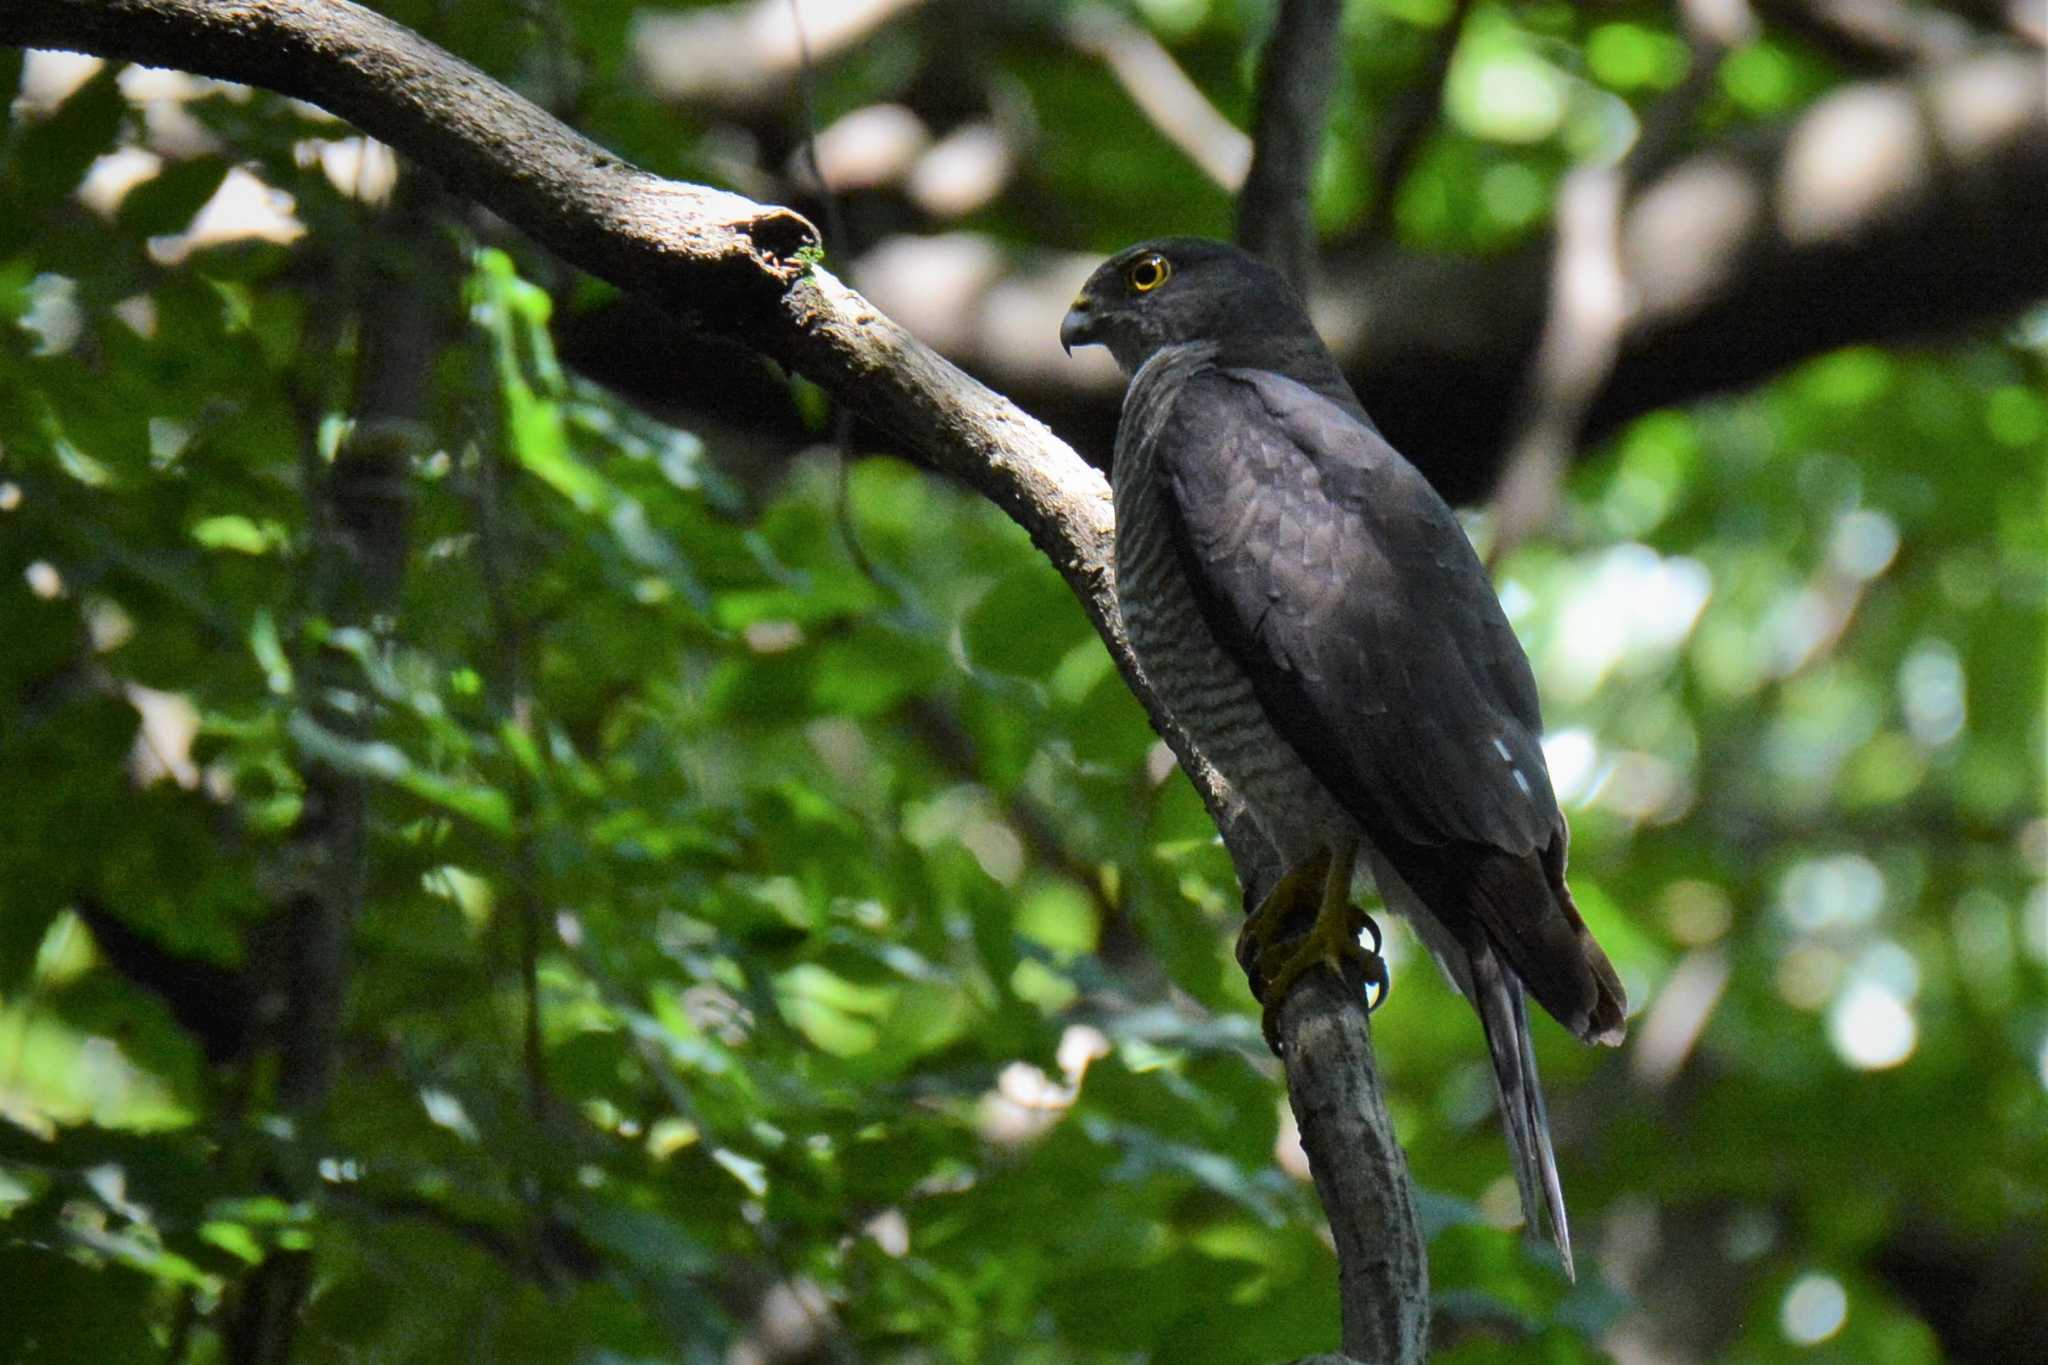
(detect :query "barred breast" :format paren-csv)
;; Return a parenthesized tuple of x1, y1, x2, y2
(1111, 347, 1351, 869)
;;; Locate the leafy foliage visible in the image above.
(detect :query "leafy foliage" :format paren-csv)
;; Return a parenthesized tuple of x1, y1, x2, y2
(1, 3, 2044, 1363)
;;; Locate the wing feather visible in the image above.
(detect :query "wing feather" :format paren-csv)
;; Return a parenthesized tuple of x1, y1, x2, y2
(1142, 364, 1626, 1045)
(1152, 366, 1556, 856)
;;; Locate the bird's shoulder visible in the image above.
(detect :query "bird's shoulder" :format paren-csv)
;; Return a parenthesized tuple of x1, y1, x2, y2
(1144, 364, 1473, 568)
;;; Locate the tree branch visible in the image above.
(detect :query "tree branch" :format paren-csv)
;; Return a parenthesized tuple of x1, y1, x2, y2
(1, 0, 1429, 1354)
(1280, 972, 1431, 1362)
(1235, 0, 1345, 289)
(1488, 0, 1748, 560)
(1361, 0, 1474, 245)
(1065, 4, 1252, 192)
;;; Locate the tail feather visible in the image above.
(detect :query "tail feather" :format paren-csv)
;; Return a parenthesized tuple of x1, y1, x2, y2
(1468, 940, 1575, 1280)
(1466, 848, 1627, 1046)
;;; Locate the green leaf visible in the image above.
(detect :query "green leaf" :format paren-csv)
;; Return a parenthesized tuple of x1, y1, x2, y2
(2, 67, 126, 230)
(114, 156, 229, 236)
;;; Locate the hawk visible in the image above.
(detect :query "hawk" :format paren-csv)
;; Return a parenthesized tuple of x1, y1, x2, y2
(1061, 237, 1626, 1277)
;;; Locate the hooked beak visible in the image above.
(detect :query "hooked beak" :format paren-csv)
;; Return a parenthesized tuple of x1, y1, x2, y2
(1059, 297, 1099, 356)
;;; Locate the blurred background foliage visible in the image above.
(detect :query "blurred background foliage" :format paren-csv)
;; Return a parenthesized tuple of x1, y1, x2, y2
(1, 1, 2044, 1362)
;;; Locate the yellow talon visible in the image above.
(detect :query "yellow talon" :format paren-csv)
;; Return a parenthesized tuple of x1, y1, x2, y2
(1235, 840, 1388, 1053)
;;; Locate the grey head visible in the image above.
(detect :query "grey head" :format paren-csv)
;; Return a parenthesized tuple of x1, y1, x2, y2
(1059, 236, 1361, 418)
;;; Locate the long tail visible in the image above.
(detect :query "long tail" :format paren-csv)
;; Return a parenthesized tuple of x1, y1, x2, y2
(1468, 939, 1574, 1280)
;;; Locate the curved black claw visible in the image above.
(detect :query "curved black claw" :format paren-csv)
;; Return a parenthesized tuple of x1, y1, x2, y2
(1355, 913, 1390, 1014)
(1240, 872, 1392, 1054)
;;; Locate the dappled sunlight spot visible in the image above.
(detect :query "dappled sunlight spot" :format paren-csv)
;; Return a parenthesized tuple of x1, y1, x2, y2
(555, 909, 585, 949)
(1762, 585, 1844, 677)
(1898, 639, 1966, 747)
(977, 1024, 1107, 1149)
(1828, 508, 1899, 581)
(147, 167, 305, 266)
(1662, 880, 1734, 947)
(15, 50, 103, 114)
(806, 104, 929, 192)
(1631, 948, 1730, 1088)
(634, 0, 923, 106)
(21, 273, 82, 355)
(743, 619, 804, 653)
(1450, 42, 1567, 145)
(115, 66, 242, 160)
(85, 1164, 153, 1226)
(2025, 886, 2048, 966)
(1627, 156, 1761, 319)
(961, 818, 1024, 885)
(86, 595, 135, 652)
(647, 1116, 700, 1160)
(1587, 749, 1693, 825)
(1851, 939, 1921, 1000)
(977, 1061, 1070, 1146)
(316, 1157, 362, 1184)
(1929, 53, 2041, 153)
(423, 864, 495, 935)
(864, 1207, 910, 1257)
(24, 559, 63, 600)
(909, 121, 1014, 219)
(1778, 84, 1927, 245)
(852, 233, 1003, 353)
(420, 1088, 481, 1143)
(1542, 728, 1598, 805)
(729, 1276, 837, 1365)
(1477, 1173, 1524, 1231)
(1057, 1023, 1111, 1080)
(295, 136, 398, 203)
(1780, 1272, 1848, 1345)
(905, 784, 1025, 884)
(77, 145, 164, 217)
(1548, 544, 1711, 702)
(125, 683, 201, 790)
(1778, 853, 1885, 934)
(1827, 980, 1916, 1071)
(1144, 738, 1179, 787)
(1776, 945, 1843, 1012)
(807, 715, 876, 793)
(0, 482, 20, 511)
(1273, 1099, 1311, 1181)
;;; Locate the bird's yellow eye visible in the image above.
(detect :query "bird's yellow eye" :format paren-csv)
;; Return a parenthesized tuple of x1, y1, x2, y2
(1127, 254, 1171, 293)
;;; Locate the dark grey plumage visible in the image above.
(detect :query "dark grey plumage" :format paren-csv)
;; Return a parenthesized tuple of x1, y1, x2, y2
(1062, 237, 1626, 1276)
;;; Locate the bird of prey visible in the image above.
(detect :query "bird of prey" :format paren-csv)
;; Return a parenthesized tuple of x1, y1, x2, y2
(1061, 237, 1627, 1277)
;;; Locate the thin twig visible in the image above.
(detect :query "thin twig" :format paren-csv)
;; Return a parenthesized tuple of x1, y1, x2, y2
(1361, 0, 1474, 245)
(1064, 4, 1252, 191)
(1487, 0, 1749, 563)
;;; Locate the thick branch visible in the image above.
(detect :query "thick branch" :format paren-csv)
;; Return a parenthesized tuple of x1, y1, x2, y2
(1281, 972, 1430, 1362)
(1235, 0, 1345, 289)
(0, 0, 821, 331)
